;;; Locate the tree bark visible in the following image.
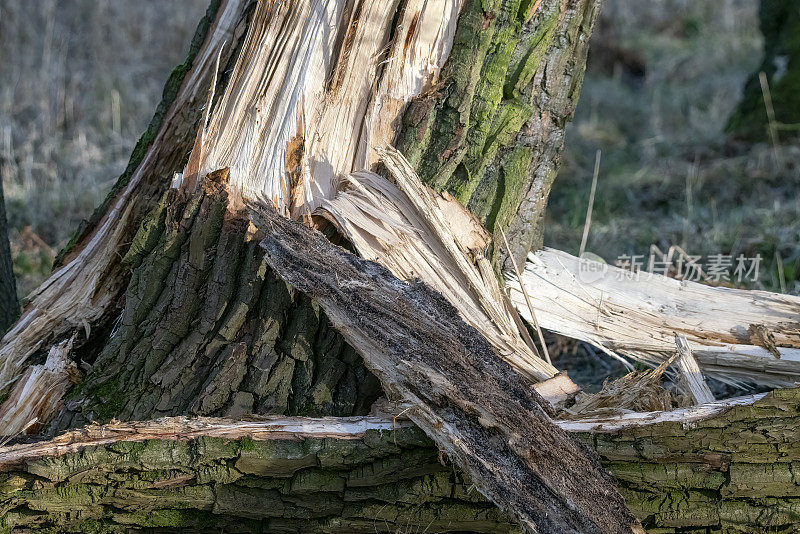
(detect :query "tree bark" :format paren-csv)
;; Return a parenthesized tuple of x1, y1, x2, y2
(54, 179, 380, 429)
(0, 0, 601, 429)
(0, 172, 17, 334)
(3, 389, 800, 533)
(0, 416, 519, 533)
(567, 388, 800, 533)
(397, 0, 601, 270)
(249, 200, 638, 533)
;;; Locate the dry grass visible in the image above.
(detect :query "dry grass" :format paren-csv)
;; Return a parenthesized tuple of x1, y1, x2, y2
(548, 0, 800, 294)
(0, 0, 206, 296)
(562, 355, 691, 419)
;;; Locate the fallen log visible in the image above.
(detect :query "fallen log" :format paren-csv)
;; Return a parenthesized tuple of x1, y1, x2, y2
(248, 200, 641, 533)
(2, 387, 799, 533)
(0, 416, 518, 533)
(507, 248, 800, 387)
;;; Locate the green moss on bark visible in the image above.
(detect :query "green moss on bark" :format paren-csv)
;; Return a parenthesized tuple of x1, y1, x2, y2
(0, 426, 518, 533)
(397, 0, 601, 269)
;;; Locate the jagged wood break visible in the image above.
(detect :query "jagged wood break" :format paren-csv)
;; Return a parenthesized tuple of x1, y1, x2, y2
(0, 0, 600, 428)
(0, 0, 797, 531)
(26, 0, 800, 531)
(507, 249, 800, 388)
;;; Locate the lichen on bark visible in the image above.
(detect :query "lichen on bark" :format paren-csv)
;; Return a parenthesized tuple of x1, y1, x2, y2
(579, 387, 800, 533)
(0, 422, 519, 533)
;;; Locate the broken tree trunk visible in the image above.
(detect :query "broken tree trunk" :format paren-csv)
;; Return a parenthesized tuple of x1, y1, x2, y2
(3, 388, 800, 533)
(0, 0, 599, 416)
(506, 248, 800, 388)
(4, 0, 798, 532)
(0, 0, 627, 531)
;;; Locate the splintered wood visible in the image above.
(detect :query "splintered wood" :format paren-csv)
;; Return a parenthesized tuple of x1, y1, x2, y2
(507, 248, 800, 388)
(248, 202, 642, 534)
(319, 147, 558, 382)
(0, 0, 252, 400)
(0, 337, 78, 437)
(187, 0, 556, 383)
(193, 0, 464, 217)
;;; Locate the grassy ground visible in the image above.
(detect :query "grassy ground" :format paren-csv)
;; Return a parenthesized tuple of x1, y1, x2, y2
(0, 0, 206, 296)
(547, 0, 800, 295)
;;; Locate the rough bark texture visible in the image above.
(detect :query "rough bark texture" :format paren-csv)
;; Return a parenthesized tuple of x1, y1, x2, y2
(0, 417, 518, 533)
(250, 202, 640, 534)
(54, 181, 379, 430)
(4, 0, 601, 427)
(727, 0, 800, 141)
(396, 0, 601, 270)
(575, 387, 800, 533)
(5, 388, 800, 533)
(0, 174, 17, 334)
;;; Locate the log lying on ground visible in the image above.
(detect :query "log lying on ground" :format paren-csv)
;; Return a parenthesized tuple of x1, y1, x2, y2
(249, 201, 641, 534)
(0, 416, 519, 533)
(3, 388, 800, 533)
(507, 248, 800, 387)
(566, 388, 800, 533)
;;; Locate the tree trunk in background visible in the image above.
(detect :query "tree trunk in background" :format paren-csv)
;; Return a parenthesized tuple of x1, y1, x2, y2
(0, 172, 18, 334)
(727, 0, 800, 141)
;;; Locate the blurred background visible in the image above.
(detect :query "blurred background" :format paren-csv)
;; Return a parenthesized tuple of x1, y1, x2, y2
(1, 0, 798, 299)
(0, 0, 207, 296)
(547, 0, 800, 296)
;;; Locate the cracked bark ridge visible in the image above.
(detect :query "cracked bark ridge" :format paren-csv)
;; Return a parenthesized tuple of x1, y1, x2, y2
(249, 201, 642, 534)
(396, 0, 602, 270)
